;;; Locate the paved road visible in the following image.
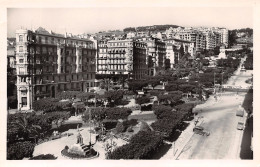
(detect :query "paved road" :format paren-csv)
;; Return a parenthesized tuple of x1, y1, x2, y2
(177, 66, 252, 159)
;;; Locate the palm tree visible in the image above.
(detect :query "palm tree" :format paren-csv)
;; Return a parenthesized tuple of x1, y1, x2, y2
(14, 114, 41, 143)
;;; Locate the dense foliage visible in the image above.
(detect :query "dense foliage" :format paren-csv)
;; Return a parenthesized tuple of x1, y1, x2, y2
(128, 81, 148, 91)
(107, 131, 163, 159)
(135, 96, 151, 105)
(82, 107, 132, 123)
(32, 98, 72, 112)
(151, 103, 195, 137)
(45, 111, 71, 128)
(104, 90, 125, 105)
(56, 91, 81, 100)
(157, 92, 182, 105)
(115, 119, 138, 133)
(7, 141, 35, 160)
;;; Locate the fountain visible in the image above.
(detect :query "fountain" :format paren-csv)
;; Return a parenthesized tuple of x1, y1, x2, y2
(61, 129, 99, 159)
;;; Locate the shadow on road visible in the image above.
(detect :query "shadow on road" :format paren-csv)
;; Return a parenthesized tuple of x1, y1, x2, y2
(150, 142, 172, 159)
(240, 116, 253, 159)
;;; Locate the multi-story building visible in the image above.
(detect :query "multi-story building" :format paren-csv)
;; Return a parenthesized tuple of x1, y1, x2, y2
(7, 45, 16, 74)
(15, 27, 97, 110)
(165, 43, 179, 68)
(97, 39, 147, 80)
(144, 37, 166, 76)
(212, 28, 229, 47)
(176, 30, 206, 52)
(164, 38, 195, 57)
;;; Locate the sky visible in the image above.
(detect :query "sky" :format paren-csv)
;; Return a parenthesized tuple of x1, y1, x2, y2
(7, 7, 253, 37)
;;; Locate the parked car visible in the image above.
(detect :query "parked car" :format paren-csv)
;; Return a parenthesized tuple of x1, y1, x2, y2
(193, 126, 210, 136)
(237, 122, 244, 130)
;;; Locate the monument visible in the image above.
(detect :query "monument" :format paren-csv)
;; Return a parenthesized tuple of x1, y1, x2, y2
(218, 45, 227, 59)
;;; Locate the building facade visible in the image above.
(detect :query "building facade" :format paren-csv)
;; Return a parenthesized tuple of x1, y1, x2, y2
(97, 39, 147, 80)
(144, 37, 166, 76)
(15, 28, 97, 110)
(176, 30, 206, 52)
(164, 38, 195, 57)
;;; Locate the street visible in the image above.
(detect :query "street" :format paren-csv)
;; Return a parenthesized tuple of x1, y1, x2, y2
(176, 66, 252, 159)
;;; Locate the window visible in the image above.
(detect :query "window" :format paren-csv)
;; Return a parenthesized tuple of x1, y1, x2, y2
(38, 37, 42, 43)
(22, 97, 27, 107)
(19, 67, 25, 75)
(19, 35, 23, 42)
(19, 46, 23, 52)
(19, 59, 24, 63)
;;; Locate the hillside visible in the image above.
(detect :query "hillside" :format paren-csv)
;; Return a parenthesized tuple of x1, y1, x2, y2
(229, 28, 253, 46)
(123, 24, 182, 32)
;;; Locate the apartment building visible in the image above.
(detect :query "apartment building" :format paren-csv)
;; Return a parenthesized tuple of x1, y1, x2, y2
(164, 38, 195, 57)
(165, 43, 179, 68)
(212, 28, 229, 47)
(15, 27, 97, 110)
(203, 31, 221, 50)
(176, 30, 206, 52)
(97, 39, 147, 80)
(144, 37, 166, 76)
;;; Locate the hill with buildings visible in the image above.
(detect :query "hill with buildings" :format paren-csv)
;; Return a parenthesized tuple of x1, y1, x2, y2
(123, 24, 182, 32)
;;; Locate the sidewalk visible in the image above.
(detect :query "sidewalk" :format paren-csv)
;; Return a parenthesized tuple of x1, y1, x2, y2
(160, 118, 204, 159)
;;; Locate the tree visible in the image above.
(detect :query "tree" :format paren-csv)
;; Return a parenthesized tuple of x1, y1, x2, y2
(13, 114, 41, 141)
(107, 131, 163, 159)
(165, 83, 178, 92)
(76, 92, 95, 101)
(104, 90, 124, 105)
(7, 141, 35, 160)
(32, 98, 72, 112)
(179, 45, 184, 57)
(128, 81, 148, 91)
(135, 96, 150, 105)
(228, 30, 237, 47)
(46, 111, 71, 128)
(178, 84, 196, 93)
(56, 91, 81, 100)
(213, 46, 220, 55)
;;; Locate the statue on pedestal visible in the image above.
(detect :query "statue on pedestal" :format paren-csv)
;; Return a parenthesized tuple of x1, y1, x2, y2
(76, 131, 83, 144)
